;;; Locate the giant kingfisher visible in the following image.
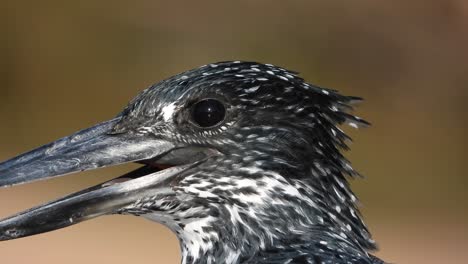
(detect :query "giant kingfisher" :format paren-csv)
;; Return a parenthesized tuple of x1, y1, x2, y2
(0, 61, 384, 263)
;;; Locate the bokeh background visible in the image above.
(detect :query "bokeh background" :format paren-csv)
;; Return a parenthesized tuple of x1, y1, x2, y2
(1, 1, 467, 263)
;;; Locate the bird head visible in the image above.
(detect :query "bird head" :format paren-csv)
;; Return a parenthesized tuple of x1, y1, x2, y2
(0, 61, 375, 262)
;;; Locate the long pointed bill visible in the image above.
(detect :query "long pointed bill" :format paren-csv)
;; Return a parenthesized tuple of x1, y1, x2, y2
(0, 118, 175, 187)
(0, 117, 206, 241)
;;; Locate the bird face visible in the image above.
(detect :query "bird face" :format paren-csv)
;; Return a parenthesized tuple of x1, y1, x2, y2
(0, 62, 374, 259)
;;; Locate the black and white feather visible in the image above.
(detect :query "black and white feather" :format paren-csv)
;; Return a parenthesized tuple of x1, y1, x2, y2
(110, 61, 382, 264)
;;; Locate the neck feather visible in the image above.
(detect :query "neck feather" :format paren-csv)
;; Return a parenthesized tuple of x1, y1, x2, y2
(167, 161, 375, 264)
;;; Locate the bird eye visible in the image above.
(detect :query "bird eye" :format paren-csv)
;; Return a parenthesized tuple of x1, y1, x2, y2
(191, 99, 226, 128)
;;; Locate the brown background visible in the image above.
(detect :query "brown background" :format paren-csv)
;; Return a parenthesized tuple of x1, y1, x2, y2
(1, 1, 467, 263)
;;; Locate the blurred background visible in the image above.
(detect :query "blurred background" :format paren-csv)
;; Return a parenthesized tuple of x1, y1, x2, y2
(1, 0, 467, 263)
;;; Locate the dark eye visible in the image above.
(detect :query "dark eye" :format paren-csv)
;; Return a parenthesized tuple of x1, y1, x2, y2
(191, 99, 226, 128)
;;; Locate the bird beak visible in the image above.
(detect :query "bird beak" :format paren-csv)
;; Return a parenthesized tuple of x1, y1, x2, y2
(0, 117, 208, 241)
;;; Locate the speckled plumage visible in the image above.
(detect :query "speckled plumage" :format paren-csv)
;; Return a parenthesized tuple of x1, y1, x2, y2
(0, 61, 384, 264)
(113, 61, 382, 263)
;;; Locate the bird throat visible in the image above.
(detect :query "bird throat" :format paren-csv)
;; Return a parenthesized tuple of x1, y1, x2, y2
(140, 162, 375, 264)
